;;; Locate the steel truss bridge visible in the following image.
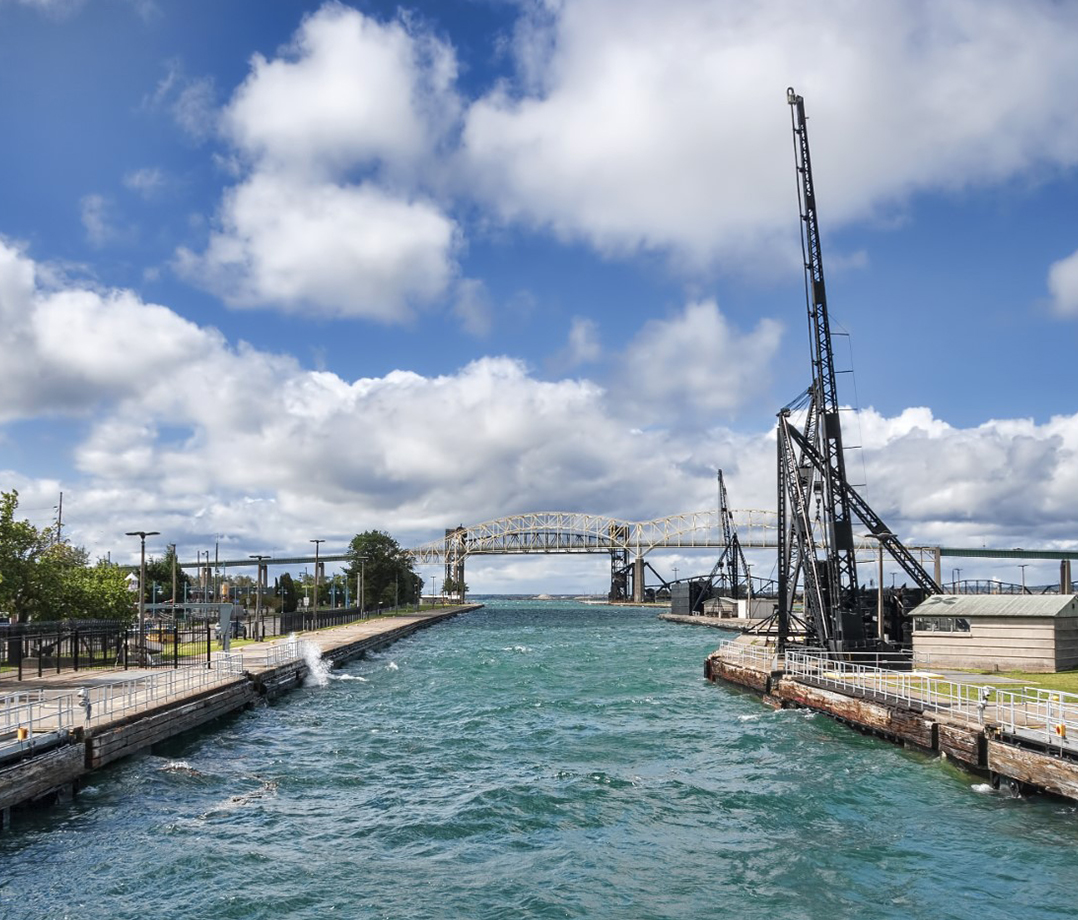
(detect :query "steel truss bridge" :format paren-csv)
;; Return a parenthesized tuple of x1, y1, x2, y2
(407, 510, 779, 563)
(405, 509, 952, 605)
(175, 509, 1006, 572)
(174, 508, 1071, 601)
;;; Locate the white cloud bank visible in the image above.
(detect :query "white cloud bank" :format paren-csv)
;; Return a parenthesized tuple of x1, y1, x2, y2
(175, 1, 1078, 323)
(462, 0, 1078, 267)
(174, 0, 1078, 329)
(6, 236, 1078, 585)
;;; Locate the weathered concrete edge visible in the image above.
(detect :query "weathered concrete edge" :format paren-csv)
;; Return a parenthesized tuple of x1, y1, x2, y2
(705, 650, 1078, 801)
(1, 605, 480, 826)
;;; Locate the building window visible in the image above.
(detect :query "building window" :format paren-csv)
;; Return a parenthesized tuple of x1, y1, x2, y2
(913, 616, 970, 634)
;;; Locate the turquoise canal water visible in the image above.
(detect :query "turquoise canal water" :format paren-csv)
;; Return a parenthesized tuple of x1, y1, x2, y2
(2, 599, 1078, 919)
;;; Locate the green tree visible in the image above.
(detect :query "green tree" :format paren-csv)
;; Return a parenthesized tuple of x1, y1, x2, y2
(59, 561, 137, 623)
(442, 576, 469, 601)
(142, 545, 191, 604)
(1, 490, 134, 622)
(0, 489, 59, 622)
(346, 531, 422, 610)
(278, 572, 299, 613)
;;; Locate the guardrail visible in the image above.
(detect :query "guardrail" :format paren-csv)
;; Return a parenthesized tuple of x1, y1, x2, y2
(240, 638, 301, 670)
(1, 657, 248, 743)
(993, 686, 1078, 750)
(784, 650, 1078, 751)
(713, 639, 780, 670)
(1, 690, 77, 737)
(784, 650, 988, 722)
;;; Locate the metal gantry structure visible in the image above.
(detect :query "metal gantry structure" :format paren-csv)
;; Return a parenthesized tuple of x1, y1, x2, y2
(695, 470, 750, 601)
(775, 88, 941, 654)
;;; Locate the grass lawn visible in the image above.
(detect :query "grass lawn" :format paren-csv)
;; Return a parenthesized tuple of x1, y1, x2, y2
(991, 670, 1078, 695)
(951, 667, 1078, 696)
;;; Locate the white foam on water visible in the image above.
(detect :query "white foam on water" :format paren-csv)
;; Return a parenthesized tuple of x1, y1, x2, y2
(971, 783, 995, 795)
(330, 673, 368, 682)
(158, 759, 202, 777)
(300, 640, 332, 688)
(386, 661, 399, 671)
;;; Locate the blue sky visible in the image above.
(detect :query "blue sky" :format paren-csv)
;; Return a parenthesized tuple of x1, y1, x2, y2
(2, 0, 1078, 593)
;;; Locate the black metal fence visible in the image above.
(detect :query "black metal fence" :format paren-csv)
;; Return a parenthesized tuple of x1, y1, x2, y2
(1, 604, 427, 681)
(0, 619, 220, 679)
(2, 620, 126, 680)
(280, 606, 368, 634)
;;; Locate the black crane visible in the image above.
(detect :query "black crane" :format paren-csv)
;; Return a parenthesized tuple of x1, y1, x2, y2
(703, 469, 749, 599)
(776, 88, 941, 655)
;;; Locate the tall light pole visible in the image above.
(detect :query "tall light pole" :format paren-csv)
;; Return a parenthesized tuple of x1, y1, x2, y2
(125, 530, 160, 648)
(251, 554, 270, 641)
(169, 543, 177, 622)
(310, 539, 324, 615)
(863, 533, 892, 641)
(357, 556, 368, 617)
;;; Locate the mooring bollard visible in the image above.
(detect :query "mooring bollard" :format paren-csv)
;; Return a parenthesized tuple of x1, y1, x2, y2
(78, 687, 92, 724)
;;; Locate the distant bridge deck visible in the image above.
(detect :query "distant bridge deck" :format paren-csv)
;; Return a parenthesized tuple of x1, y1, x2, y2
(171, 508, 1077, 570)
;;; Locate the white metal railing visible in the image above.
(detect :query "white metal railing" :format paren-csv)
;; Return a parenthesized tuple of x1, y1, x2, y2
(713, 638, 780, 670)
(1, 689, 76, 736)
(784, 650, 1078, 750)
(1, 662, 247, 743)
(87, 664, 241, 725)
(2, 639, 304, 747)
(239, 638, 301, 670)
(993, 686, 1078, 750)
(785, 650, 987, 722)
(212, 652, 246, 675)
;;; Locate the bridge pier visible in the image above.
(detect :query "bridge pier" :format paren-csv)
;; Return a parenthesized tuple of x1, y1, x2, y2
(444, 526, 467, 599)
(632, 557, 645, 604)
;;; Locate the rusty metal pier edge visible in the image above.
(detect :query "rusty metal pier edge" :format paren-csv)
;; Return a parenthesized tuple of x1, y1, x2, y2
(704, 650, 1078, 802)
(0, 605, 481, 830)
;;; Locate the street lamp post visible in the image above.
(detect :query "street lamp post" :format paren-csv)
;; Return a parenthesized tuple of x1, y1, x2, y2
(310, 539, 324, 619)
(355, 556, 368, 617)
(169, 543, 177, 623)
(251, 554, 270, 641)
(125, 530, 160, 655)
(863, 533, 893, 641)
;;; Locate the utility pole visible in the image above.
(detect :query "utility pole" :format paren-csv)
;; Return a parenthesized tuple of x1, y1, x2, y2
(125, 530, 160, 655)
(169, 543, 177, 622)
(310, 539, 325, 614)
(251, 554, 270, 641)
(355, 555, 368, 616)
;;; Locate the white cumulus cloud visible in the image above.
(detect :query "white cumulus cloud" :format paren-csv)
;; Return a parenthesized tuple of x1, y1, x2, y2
(461, 0, 1078, 268)
(1048, 249, 1078, 317)
(179, 3, 462, 322)
(615, 300, 783, 423)
(175, 170, 458, 320)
